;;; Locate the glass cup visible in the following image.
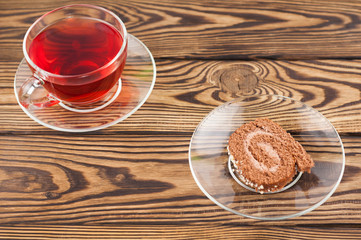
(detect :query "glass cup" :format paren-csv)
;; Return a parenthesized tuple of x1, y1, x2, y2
(19, 4, 128, 112)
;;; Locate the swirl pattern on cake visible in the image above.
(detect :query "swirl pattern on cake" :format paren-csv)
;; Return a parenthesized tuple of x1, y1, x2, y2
(228, 118, 314, 193)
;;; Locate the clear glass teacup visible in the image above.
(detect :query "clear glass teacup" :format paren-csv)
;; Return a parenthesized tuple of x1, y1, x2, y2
(19, 4, 128, 113)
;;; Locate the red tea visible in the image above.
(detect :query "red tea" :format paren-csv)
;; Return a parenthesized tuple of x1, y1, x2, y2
(29, 17, 126, 104)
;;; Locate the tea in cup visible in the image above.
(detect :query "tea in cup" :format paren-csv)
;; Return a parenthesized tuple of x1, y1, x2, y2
(19, 4, 128, 112)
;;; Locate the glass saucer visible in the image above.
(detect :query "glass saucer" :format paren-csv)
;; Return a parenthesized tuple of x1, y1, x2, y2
(189, 95, 345, 220)
(14, 34, 156, 132)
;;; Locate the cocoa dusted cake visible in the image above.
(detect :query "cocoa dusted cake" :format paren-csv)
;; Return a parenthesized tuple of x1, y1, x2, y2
(228, 118, 314, 193)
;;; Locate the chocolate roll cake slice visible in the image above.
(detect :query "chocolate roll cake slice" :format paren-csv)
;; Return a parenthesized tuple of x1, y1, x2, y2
(228, 118, 314, 193)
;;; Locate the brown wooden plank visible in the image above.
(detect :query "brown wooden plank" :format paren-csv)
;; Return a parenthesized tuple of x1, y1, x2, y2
(0, 225, 360, 239)
(3, 0, 361, 60)
(1, 59, 360, 134)
(1, 0, 361, 232)
(0, 134, 358, 225)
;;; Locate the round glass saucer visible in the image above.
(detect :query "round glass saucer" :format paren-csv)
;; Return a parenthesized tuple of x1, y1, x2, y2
(14, 34, 156, 132)
(189, 95, 345, 220)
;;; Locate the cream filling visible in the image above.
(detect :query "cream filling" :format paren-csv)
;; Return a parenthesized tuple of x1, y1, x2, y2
(228, 128, 303, 194)
(227, 130, 283, 194)
(245, 130, 281, 173)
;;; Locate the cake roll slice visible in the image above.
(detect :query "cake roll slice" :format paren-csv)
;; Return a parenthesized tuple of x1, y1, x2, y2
(228, 118, 314, 193)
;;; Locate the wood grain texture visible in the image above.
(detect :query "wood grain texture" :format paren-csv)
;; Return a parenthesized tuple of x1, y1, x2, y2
(1, 0, 361, 237)
(1, 59, 360, 134)
(0, 134, 358, 225)
(0, 225, 360, 239)
(4, 0, 361, 60)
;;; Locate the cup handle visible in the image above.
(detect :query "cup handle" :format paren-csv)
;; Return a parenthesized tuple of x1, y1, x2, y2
(18, 76, 60, 110)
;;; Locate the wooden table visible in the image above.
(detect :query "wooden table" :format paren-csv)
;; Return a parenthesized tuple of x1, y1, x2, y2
(1, 0, 361, 238)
